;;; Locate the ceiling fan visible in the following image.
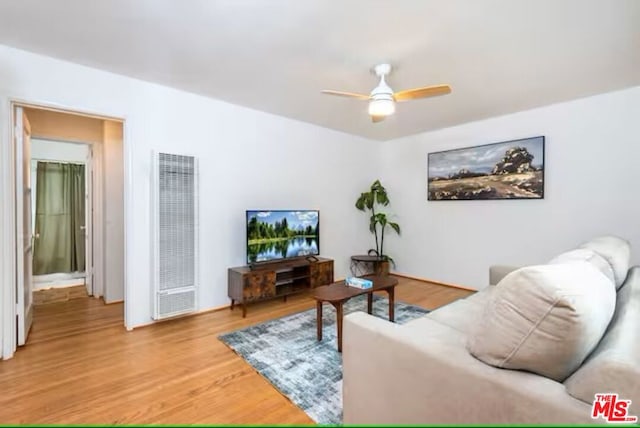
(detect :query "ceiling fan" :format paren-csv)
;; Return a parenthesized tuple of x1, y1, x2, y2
(321, 63, 452, 123)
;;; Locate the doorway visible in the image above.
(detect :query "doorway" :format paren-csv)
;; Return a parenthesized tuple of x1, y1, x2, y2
(31, 139, 92, 300)
(12, 104, 125, 347)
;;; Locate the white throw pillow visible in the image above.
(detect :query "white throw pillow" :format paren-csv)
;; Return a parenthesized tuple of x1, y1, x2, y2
(578, 235, 631, 289)
(549, 248, 615, 286)
(467, 262, 616, 382)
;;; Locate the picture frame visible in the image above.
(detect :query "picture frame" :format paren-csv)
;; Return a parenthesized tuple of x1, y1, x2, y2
(427, 136, 545, 200)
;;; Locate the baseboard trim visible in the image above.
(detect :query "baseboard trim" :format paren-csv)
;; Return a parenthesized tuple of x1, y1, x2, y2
(128, 302, 243, 330)
(391, 272, 477, 291)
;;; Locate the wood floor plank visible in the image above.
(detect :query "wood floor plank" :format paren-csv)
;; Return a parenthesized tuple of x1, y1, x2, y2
(0, 276, 472, 424)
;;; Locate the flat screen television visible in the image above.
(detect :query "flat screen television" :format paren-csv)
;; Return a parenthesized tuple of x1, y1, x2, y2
(246, 210, 320, 264)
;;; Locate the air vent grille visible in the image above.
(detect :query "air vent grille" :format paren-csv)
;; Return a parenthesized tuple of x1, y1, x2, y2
(153, 152, 198, 319)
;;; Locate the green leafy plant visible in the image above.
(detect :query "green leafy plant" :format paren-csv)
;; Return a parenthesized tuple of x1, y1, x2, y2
(355, 180, 401, 264)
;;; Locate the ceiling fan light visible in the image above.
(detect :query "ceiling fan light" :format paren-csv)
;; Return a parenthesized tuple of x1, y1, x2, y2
(368, 98, 395, 116)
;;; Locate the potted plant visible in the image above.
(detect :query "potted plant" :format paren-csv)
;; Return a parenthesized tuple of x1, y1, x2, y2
(355, 180, 400, 275)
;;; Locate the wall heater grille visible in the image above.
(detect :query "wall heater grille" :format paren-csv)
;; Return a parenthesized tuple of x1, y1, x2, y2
(152, 152, 198, 319)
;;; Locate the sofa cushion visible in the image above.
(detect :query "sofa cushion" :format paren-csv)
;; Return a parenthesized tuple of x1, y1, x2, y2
(564, 266, 640, 416)
(549, 249, 615, 285)
(423, 287, 495, 334)
(467, 262, 616, 382)
(578, 235, 631, 289)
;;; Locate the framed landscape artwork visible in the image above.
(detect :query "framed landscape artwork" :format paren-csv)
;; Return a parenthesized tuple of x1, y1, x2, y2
(427, 136, 545, 200)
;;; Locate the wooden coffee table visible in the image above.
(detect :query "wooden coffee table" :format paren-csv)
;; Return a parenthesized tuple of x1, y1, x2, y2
(312, 275, 399, 352)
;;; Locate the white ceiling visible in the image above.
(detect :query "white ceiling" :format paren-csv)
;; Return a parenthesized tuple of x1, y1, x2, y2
(0, 0, 638, 140)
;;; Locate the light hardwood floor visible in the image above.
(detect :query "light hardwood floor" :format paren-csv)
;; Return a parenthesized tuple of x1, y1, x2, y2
(33, 285, 88, 306)
(0, 276, 473, 424)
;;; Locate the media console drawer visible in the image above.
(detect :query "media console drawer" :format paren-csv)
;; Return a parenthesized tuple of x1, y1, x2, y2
(228, 257, 334, 317)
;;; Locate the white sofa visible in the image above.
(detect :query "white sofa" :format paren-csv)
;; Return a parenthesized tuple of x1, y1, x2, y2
(343, 236, 639, 424)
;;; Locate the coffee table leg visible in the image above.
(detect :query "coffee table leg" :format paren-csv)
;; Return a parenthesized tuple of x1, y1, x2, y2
(367, 293, 373, 314)
(336, 302, 344, 352)
(388, 287, 395, 322)
(316, 301, 323, 341)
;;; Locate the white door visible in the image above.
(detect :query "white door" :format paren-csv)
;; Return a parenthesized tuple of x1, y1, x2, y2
(15, 107, 33, 346)
(84, 147, 93, 296)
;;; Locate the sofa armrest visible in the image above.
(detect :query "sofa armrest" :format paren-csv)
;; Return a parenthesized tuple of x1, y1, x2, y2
(343, 312, 593, 424)
(489, 264, 520, 285)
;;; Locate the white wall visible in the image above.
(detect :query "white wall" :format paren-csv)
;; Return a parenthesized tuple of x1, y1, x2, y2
(380, 86, 640, 289)
(31, 139, 89, 162)
(0, 44, 380, 332)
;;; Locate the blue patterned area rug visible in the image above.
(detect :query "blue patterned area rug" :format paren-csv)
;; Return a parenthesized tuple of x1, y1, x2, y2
(218, 295, 429, 425)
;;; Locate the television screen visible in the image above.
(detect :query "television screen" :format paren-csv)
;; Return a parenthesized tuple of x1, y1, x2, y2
(246, 210, 320, 264)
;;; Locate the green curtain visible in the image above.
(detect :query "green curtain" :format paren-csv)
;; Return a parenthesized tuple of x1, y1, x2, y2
(33, 162, 86, 275)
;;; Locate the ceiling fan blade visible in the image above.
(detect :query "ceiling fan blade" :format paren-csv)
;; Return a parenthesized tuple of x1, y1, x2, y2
(393, 84, 452, 101)
(321, 90, 370, 100)
(371, 115, 386, 123)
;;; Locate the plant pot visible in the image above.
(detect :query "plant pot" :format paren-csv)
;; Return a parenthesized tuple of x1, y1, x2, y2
(375, 260, 390, 276)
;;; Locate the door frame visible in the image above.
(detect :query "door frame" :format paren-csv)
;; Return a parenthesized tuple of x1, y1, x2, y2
(1, 98, 131, 359)
(15, 107, 33, 346)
